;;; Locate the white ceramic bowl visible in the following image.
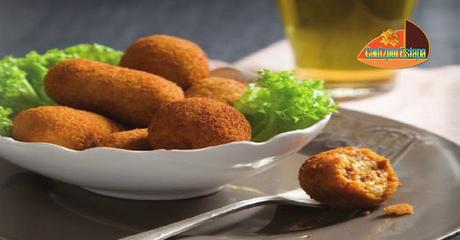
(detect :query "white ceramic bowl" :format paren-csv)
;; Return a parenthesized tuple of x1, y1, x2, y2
(0, 115, 330, 200)
(0, 63, 332, 200)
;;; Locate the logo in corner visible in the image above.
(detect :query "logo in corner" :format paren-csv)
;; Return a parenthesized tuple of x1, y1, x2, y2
(357, 20, 430, 69)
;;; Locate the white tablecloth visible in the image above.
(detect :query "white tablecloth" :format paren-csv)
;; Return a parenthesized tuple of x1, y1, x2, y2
(234, 40, 460, 144)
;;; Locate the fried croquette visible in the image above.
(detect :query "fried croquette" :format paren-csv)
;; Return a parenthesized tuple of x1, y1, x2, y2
(12, 106, 123, 150)
(97, 128, 151, 150)
(185, 77, 246, 105)
(299, 146, 400, 209)
(383, 203, 414, 216)
(45, 59, 184, 127)
(120, 35, 209, 90)
(148, 98, 251, 149)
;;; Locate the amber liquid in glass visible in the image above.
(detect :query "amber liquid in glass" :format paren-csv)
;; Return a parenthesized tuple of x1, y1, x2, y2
(277, 0, 416, 99)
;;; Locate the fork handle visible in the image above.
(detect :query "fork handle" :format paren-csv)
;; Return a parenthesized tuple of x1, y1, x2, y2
(119, 196, 274, 240)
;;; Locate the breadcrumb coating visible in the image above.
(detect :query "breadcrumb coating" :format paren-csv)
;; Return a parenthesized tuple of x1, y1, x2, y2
(148, 97, 251, 149)
(45, 59, 184, 127)
(185, 77, 246, 105)
(97, 128, 151, 150)
(12, 106, 122, 150)
(120, 35, 209, 90)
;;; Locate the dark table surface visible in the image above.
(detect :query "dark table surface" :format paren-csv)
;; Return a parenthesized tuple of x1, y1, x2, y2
(0, 0, 459, 67)
(0, 0, 459, 239)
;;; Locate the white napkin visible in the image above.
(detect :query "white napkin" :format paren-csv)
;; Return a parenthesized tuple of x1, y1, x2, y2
(234, 40, 460, 144)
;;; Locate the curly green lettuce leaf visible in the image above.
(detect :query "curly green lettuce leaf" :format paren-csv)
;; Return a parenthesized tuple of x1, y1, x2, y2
(0, 43, 123, 136)
(235, 69, 338, 142)
(64, 43, 122, 65)
(16, 51, 57, 106)
(0, 57, 41, 112)
(0, 106, 13, 136)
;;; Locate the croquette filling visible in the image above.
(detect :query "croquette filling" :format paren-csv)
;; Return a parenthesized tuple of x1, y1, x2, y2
(338, 153, 388, 198)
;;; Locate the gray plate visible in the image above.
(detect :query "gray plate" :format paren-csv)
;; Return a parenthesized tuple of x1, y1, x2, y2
(0, 109, 458, 240)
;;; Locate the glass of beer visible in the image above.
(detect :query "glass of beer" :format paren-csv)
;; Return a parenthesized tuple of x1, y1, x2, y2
(277, 0, 416, 99)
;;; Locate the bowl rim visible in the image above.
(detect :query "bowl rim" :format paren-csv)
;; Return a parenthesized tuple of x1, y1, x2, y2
(0, 114, 331, 154)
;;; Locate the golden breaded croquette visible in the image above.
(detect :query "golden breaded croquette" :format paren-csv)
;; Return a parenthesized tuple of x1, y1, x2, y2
(185, 77, 246, 105)
(97, 128, 151, 150)
(12, 106, 123, 150)
(45, 59, 184, 127)
(299, 146, 400, 209)
(120, 35, 209, 90)
(148, 98, 251, 149)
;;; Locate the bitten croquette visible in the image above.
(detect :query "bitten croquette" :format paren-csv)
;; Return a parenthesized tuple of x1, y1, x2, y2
(120, 35, 210, 90)
(97, 128, 151, 150)
(185, 77, 246, 105)
(45, 59, 184, 127)
(148, 98, 252, 149)
(12, 106, 123, 150)
(299, 146, 400, 209)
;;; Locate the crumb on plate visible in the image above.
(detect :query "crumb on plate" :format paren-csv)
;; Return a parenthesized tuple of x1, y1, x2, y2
(383, 203, 414, 216)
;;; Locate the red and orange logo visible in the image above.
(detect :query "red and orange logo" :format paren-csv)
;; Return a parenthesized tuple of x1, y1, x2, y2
(357, 20, 429, 69)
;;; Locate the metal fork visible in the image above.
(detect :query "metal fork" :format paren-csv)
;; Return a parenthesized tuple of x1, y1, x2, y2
(117, 68, 418, 239)
(120, 125, 418, 240)
(119, 189, 322, 240)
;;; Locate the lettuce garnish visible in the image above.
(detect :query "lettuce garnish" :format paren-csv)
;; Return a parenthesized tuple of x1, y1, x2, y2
(0, 106, 12, 136)
(235, 69, 337, 142)
(0, 44, 123, 136)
